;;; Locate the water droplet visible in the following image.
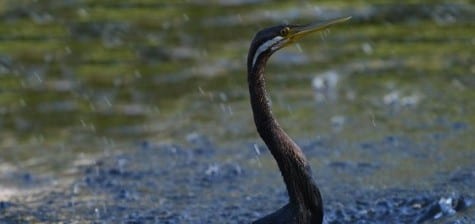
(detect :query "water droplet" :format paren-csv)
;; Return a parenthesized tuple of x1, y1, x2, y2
(198, 86, 205, 95)
(219, 92, 227, 101)
(205, 164, 220, 176)
(73, 183, 80, 194)
(77, 8, 89, 17)
(94, 208, 100, 218)
(383, 91, 399, 105)
(134, 70, 142, 78)
(19, 99, 26, 107)
(103, 96, 112, 107)
(220, 103, 226, 112)
(89, 124, 96, 132)
(80, 119, 86, 127)
(237, 14, 243, 23)
(253, 144, 261, 155)
(369, 112, 376, 127)
(64, 46, 72, 54)
(331, 115, 346, 128)
(296, 43, 303, 52)
(361, 42, 373, 55)
(33, 72, 42, 83)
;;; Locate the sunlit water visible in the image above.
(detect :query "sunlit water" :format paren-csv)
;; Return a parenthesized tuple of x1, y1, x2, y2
(0, 1, 474, 223)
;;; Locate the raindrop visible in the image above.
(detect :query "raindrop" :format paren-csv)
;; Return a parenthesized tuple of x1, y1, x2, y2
(113, 77, 122, 86)
(43, 53, 53, 62)
(106, 137, 116, 147)
(89, 102, 96, 111)
(286, 105, 293, 113)
(77, 8, 89, 17)
(369, 112, 376, 127)
(64, 46, 72, 54)
(320, 29, 330, 40)
(19, 99, 26, 107)
(205, 164, 220, 176)
(208, 92, 215, 101)
(400, 94, 421, 106)
(34, 135, 45, 143)
(117, 158, 127, 173)
(227, 105, 233, 115)
(313, 6, 323, 14)
(0, 65, 9, 74)
(152, 106, 160, 114)
(220, 103, 226, 112)
(296, 43, 303, 52)
(253, 144, 261, 155)
(253, 144, 262, 167)
(73, 183, 80, 194)
(451, 79, 465, 90)
(219, 92, 227, 101)
(312, 70, 340, 102)
(102, 136, 109, 145)
(33, 72, 42, 83)
(198, 86, 205, 96)
(161, 21, 171, 29)
(331, 115, 345, 128)
(383, 91, 399, 105)
(31, 12, 53, 24)
(94, 208, 100, 218)
(80, 119, 87, 127)
(89, 124, 96, 132)
(134, 70, 142, 78)
(312, 70, 339, 90)
(103, 96, 112, 107)
(200, 49, 209, 57)
(183, 14, 189, 21)
(169, 146, 177, 154)
(346, 90, 356, 101)
(361, 42, 373, 55)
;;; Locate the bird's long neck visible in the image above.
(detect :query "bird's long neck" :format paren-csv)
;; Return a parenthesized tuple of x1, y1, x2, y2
(247, 54, 323, 220)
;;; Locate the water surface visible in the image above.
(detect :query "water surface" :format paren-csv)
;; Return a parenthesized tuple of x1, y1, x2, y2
(0, 1, 474, 223)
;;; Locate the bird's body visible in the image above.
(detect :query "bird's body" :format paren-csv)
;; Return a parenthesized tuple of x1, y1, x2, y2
(247, 17, 350, 224)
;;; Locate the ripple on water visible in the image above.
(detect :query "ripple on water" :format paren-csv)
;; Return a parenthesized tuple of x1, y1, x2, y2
(0, 137, 473, 223)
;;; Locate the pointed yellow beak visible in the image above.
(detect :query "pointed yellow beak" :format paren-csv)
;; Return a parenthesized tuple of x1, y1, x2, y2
(286, 16, 351, 43)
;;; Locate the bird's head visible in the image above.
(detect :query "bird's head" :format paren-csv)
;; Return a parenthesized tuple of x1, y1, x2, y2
(248, 16, 351, 72)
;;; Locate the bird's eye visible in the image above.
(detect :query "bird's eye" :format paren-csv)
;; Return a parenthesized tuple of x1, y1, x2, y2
(280, 27, 290, 36)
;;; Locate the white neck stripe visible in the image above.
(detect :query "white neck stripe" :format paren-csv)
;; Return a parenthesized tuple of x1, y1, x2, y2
(252, 36, 283, 69)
